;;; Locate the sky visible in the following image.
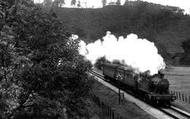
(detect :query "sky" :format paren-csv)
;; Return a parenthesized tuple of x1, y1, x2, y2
(142, 0, 190, 14)
(34, 0, 190, 14)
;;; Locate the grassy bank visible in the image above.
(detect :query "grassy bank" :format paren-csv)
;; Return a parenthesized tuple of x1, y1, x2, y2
(91, 78, 156, 119)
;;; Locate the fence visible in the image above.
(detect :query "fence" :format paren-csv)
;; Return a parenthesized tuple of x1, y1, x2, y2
(91, 94, 125, 119)
(170, 90, 190, 104)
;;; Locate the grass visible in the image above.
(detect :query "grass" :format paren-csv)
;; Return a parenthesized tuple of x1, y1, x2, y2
(91, 77, 156, 119)
(164, 66, 190, 112)
(164, 66, 190, 94)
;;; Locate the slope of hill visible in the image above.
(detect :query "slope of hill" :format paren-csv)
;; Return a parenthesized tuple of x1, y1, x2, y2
(54, 1, 190, 65)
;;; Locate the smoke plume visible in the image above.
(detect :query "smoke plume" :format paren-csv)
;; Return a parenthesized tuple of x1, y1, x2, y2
(78, 31, 165, 75)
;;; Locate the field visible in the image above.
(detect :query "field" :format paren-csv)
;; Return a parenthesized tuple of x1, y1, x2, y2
(162, 66, 190, 112)
(167, 75, 190, 94)
(164, 66, 190, 94)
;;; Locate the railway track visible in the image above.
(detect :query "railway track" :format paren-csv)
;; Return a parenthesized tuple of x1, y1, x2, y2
(159, 106, 190, 119)
(89, 70, 190, 119)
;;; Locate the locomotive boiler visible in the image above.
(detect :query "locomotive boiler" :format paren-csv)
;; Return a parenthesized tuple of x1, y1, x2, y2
(103, 63, 176, 105)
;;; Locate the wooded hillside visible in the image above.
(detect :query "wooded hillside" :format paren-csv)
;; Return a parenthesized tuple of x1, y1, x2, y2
(54, 1, 190, 65)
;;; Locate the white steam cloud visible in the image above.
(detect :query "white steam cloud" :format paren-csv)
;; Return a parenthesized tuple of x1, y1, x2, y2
(78, 31, 166, 75)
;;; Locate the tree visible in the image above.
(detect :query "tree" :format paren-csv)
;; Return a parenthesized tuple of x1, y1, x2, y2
(0, 24, 15, 119)
(77, 1, 81, 8)
(116, 0, 121, 5)
(102, 0, 107, 7)
(53, 0, 65, 8)
(71, 0, 76, 6)
(180, 39, 190, 64)
(43, 0, 53, 7)
(0, 0, 21, 118)
(0, 0, 93, 118)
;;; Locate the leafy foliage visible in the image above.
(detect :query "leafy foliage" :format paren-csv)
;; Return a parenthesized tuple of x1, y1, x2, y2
(0, 0, 93, 119)
(71, 0, 76, 6)
(43, 0, 53, 7)
(43, 0, 65, 8)
(116, 0, 121, 6)
(53, 0, 65, 7)
(180, 39, 190, 65)
(102, 0, 107, 7)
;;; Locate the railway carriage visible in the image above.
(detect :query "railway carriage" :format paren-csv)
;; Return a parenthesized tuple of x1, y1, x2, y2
(103, 63, 176, 105)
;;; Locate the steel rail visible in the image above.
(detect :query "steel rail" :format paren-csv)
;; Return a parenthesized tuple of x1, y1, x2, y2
(159, 107, 190, 119)
(170, 105, 190, 118)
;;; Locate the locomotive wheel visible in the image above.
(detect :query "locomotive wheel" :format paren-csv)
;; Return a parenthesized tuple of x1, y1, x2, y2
(164, 101, 171, 107)
(142, 96, 146, 101)
(104, 75, 109, 80)
(157, 100, 170, 107)
(150, 98, 157, 105)
(104, 75, 109, 81)
(143, 94, 149, 102)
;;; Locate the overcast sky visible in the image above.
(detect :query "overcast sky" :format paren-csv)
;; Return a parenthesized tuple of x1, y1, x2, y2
(34, 0, 190, 14)
(142, 0, 190, 13)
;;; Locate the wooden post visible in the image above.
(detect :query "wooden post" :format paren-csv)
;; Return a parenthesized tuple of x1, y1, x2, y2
(107, 105, 109, 118)
(185, 94, 188, 103)
(181, 92, 183, 101)
(116, 113, 119, 119)
(109, 108, 111, 119)
(119, 88, 121, 105)
(173, 91, 177, 98)
(105, 105, 108, 117)
(175, 91, 177, 100)
(110, 109, 112, 119)
(178, 91, 180, 100)
(121, 92, 124, 104)
(183, 93, 185, 102)
(182, 93, 184, 101)
(112, 110, 114, 119)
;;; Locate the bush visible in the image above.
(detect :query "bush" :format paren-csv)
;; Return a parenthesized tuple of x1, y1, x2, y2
(0, 0, 93, 119)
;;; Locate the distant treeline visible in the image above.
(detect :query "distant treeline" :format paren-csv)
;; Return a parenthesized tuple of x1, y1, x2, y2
(54, 1, 190, 65)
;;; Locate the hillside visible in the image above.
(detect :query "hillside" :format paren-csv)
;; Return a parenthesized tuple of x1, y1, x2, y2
(54, 1, 190, 65)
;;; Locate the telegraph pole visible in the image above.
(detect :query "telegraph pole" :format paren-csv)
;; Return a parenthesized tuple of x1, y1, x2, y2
(116, 73, 122, 104)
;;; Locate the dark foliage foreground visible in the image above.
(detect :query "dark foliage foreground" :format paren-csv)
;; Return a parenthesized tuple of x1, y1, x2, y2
(0, 0, 93, 119)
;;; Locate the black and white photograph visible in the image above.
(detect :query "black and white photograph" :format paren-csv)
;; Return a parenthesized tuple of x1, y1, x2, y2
(1, 0, 190, 118)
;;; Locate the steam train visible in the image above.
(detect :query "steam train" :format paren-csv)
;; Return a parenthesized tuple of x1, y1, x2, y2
(103, 63, 176, 105)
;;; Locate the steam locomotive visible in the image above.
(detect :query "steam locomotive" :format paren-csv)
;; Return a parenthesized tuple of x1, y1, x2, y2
(103, 63, 176, 105)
